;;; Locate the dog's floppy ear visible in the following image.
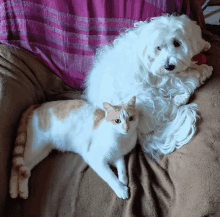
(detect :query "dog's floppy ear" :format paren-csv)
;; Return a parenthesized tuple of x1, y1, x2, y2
(180, 15, 209, 54)
(191, 25, 210, 53)
(135, 21, 154, 63)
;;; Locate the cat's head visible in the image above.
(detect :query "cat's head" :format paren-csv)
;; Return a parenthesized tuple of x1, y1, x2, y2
(103, 96, 138, 134)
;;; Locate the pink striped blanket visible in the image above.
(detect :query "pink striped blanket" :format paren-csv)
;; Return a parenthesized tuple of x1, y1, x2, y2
(0, 0, 205, 87)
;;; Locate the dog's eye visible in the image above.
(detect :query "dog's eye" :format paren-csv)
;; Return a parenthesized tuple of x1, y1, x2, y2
(129, 116, 134, 121)
(173, 40, 181, 47)
(115, 119, 121, 124)
(157, 46, 161, 50)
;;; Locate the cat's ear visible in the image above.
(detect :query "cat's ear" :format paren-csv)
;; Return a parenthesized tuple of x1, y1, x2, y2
(103, 102, 114, 111)
(127, 96, 136, 106)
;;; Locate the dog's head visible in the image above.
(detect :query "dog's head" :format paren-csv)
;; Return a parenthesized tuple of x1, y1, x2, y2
(136, 14, 209, 76)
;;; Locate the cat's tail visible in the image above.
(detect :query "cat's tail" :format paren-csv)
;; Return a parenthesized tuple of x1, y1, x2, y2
(9, 105, 39, 199)
(142, 103, 198, 160)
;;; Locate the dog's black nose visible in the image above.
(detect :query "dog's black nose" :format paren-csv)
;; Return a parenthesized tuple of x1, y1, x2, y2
(165, 64, 175, 71)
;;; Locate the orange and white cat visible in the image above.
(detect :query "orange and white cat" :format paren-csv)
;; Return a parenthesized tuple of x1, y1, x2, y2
(9, 96, 138, 200)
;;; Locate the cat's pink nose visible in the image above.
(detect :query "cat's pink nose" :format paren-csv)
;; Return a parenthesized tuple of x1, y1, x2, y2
(123, 126, 129, 131)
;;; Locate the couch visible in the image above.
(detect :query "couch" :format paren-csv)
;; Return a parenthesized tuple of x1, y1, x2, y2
(1, 0, 220, 216)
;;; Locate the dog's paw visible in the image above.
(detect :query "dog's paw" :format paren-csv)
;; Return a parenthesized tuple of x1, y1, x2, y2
(203, 42, 211, 52)
(115, 184, 129, 199)
(200, 65, 213, 84)
(173, 93, 190, 107)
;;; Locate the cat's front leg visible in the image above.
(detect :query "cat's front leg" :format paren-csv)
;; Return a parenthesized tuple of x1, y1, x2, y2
(88, 159, 129, 199)
(115, 157, 128, 186)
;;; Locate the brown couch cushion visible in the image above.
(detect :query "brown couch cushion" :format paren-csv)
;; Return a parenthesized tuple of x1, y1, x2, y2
(0, 44, 74, 216)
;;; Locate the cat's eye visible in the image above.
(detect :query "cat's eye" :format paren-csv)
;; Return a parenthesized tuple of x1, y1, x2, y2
(157, 46, 161, 50)
(129, 116, 134, 121)
(115, 119, 121, 124)
(173, 39, 181, 47)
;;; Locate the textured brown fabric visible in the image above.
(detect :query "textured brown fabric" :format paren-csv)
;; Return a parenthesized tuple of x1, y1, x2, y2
(2, 31, 220, 216)
(159, 31, 220, 217)
(0, 44, 75, 216)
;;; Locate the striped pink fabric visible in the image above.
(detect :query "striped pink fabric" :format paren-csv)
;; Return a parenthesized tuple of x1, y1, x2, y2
(0, 0, 205, 87)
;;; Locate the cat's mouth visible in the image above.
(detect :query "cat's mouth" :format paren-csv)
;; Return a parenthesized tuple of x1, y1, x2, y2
(121, 129, 130, 134)
(122, 132, 129, 135)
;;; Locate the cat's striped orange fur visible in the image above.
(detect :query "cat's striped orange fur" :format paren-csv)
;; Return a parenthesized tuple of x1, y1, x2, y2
(10, 104, 40, 199)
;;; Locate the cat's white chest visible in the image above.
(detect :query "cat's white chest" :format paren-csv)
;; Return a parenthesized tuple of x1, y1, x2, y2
(90, 122, 137, 162)
(117, 131, 137, 155)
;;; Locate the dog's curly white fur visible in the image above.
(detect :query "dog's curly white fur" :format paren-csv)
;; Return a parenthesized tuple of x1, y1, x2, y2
(84, 14, 213, 159)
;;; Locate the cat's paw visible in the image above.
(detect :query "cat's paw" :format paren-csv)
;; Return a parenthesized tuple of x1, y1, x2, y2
(19, 191, 28, 199)
(19, 178, 29, 199)
(115, 185, 129, 199)
(119, 174, 128, 186)
(10, 189, 18, 199)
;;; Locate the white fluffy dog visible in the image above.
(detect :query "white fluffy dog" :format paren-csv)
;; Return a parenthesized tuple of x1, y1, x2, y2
(84, 14, 213, 159)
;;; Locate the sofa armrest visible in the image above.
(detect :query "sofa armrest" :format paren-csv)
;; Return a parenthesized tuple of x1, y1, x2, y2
(0, 44, 74, 215)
